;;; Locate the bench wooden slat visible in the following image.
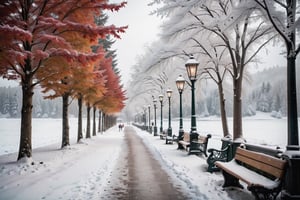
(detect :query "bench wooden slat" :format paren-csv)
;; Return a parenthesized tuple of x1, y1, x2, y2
(235, 148, 285, 179)
(198, 136, 207, 143)
(216, 147, 287, 199)
(236, 148, 286, 169)
(183, 133, 189, 141)
(178, 132, 190, 150)
(216, 160, 281, 189)
(179, 141, 189, 145)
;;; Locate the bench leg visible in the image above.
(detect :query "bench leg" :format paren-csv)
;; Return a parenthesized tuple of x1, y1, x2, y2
(203, 150, 208, 157)
(207, 154, 221, 173)
(222, 170, 243, 189)
(165, 138, 170, 144)
(248, 185, 281, 200)
(165, 138, 173, 144)
(178, 142, 184, 150)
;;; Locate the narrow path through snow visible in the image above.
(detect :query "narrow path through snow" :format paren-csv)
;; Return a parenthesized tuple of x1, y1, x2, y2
(101, 126, 187, 199)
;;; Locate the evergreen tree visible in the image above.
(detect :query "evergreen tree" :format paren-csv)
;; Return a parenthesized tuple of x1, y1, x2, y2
(93, 14, 121, 78)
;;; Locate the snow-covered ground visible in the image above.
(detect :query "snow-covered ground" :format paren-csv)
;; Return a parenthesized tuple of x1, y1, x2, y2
(133, 126, 255, 200)
(0, 113, 296, 199)
(0, 112, 291, 156)
(0, 126, 124, 200)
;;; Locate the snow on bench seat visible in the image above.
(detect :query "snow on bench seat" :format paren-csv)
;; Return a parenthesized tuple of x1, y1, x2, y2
(216, 159, 281, 190)
(216, 147, 287, 199)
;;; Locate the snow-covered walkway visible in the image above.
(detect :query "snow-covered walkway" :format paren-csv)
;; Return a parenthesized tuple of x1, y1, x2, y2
(0, 124, 267, 199)
(101, 126, 188, 199)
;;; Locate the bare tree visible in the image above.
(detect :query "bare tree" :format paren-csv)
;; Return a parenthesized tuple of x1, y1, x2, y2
(150, 0, 276, 139)
(195, 41, 231, 137)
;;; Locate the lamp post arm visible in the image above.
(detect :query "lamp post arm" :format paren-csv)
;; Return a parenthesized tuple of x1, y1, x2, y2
(185, 80, 192, 88)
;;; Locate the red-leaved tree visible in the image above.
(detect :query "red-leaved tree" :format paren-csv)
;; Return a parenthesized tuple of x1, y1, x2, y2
(0, 0, 126, 160)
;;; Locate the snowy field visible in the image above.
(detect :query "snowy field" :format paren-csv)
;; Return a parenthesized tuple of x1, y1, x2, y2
(0, 113, 298, 199)
(0, 112, 291, 156)
(0, 118, 84, 155)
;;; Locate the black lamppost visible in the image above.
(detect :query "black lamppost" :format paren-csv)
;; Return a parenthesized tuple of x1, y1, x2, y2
(159, 94, 164, 135)
(153, 99, 158, 136)
(185, 55, 200, 151)
(166, 88, 172, 143)
(143, 106, 147, 130)
(148, 105, 151, 133)
(176, 75, 185, 148)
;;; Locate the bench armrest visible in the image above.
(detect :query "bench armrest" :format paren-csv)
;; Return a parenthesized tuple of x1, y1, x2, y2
(208, 145, 230, 154)
(207, 145, 231, 172)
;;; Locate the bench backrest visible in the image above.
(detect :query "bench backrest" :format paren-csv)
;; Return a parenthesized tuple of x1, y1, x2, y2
(199, 135, 208, 143)
(235, 147, 286, 179)
(246, 143, 283, 158)
(183, 132, 190, 142)
(198, 134, 211, 143)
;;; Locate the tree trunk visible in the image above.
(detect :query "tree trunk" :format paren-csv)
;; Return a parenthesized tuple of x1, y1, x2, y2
(77, 96, 83, 142)
(103, 113, 106, 132)
(18, 77, 34, 160)
(233, 77, 243, 140)
(61, 93, 70, 148)
(98, 110, 102, 133)
(92, 106, 96, 136)
(86, 103, 91, 138)
(218, 83, 230, 137)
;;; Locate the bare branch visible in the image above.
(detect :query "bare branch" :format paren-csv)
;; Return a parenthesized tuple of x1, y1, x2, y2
(244, 34, 277, 66)
(255, 0, 290, 45)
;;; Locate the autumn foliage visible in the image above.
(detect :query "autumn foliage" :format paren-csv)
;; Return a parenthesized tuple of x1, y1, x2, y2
(94, 56, 126, 114)
(0, 0, 127, 160)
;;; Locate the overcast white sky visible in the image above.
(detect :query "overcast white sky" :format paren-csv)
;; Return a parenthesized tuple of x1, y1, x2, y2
(107, 0, 162, 86)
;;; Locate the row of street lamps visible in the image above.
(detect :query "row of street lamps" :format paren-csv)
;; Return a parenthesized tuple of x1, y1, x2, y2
(142, 54, 300, 198)
(145, 55, 200, 146)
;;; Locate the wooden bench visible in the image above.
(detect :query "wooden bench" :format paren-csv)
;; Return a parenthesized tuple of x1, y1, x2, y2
(195, 134, 211, 157)
(178, 132, 190, 150)
(216, 147, 287, 200)
(207, 141, 283, 173)
(160, 130, 167, 140)
(178, 132, 211, 156)
(160, 130, 177, 144)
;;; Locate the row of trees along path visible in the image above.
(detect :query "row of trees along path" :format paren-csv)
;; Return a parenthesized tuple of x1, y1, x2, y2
(129, 0, 299, 147)
(0, 1, 127, 160)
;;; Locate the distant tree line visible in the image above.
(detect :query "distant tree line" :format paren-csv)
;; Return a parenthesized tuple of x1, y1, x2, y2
(0, 86, 81, 118)
(0, 87, 19, 118)
(200, 67, 300, 118)
(168, 66, 299, 119)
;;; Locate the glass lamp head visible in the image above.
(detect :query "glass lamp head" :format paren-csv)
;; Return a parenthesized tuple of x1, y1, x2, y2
(166, 88, 172, 98)
(176, 75, 185, 93)
(185, 55, 199, 81)
(159, 94, 163, 102)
